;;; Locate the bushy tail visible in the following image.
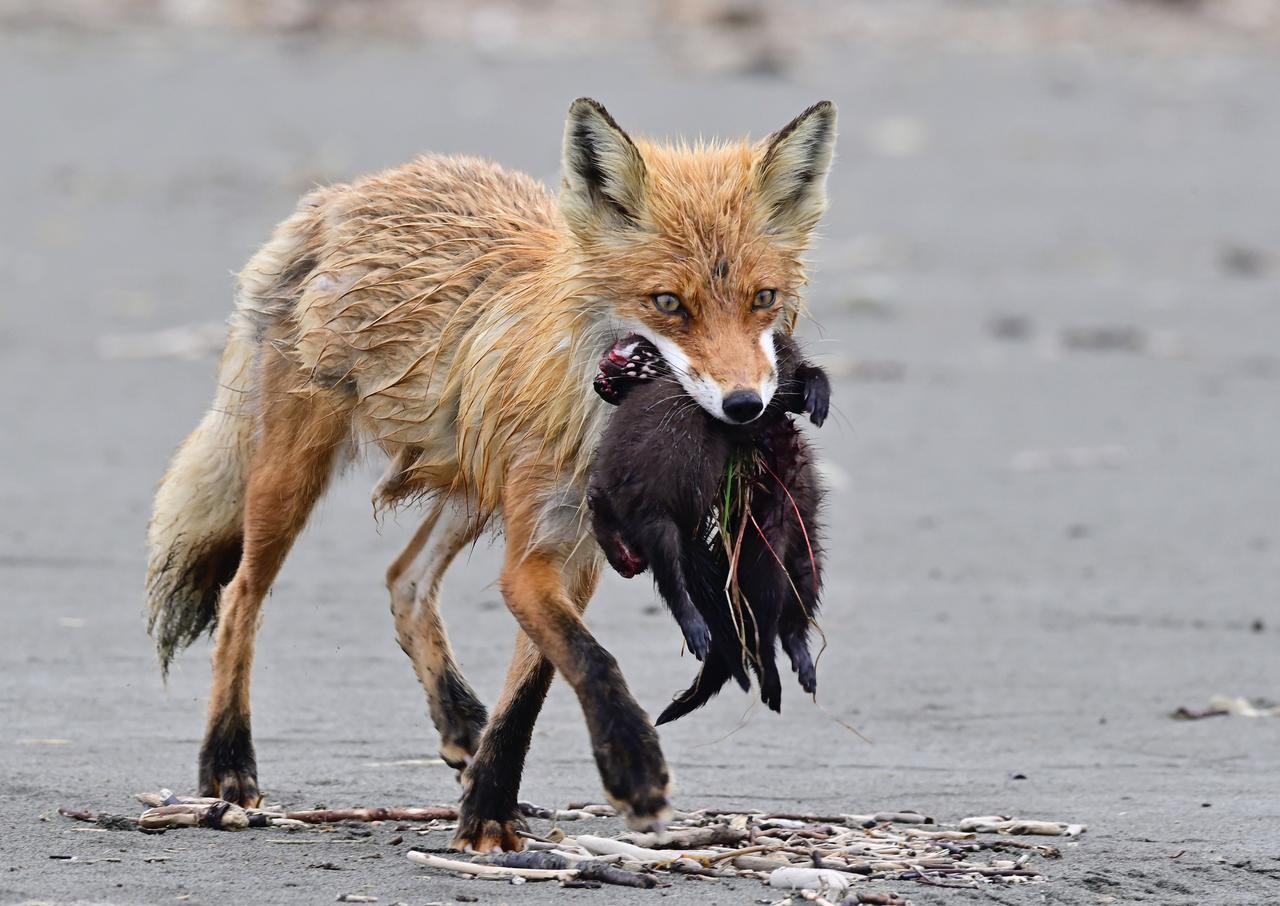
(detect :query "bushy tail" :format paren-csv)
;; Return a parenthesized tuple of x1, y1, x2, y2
(145, 320, 256, 673)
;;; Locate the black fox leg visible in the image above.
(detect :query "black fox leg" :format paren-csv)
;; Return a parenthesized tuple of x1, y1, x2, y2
(465, 522, 668, 851)
(453, 632, 555, 852)
(386, 503, 489, 773)
(457, 544, 670, 851)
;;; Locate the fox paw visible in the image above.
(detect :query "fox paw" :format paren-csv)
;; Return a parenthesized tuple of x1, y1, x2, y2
(451, 815, 525, 853)
(199, 767, 261, 808)
(198, 714, 261, 807)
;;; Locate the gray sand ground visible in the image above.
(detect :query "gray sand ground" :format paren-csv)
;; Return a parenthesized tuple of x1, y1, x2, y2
(1, 21, 1278, 906)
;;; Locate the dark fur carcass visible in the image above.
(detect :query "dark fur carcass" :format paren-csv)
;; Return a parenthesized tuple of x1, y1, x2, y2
(588, 333, 829, 723)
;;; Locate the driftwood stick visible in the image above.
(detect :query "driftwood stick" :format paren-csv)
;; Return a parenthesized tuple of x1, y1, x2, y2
(839, 894, 909, 906)
(705, 842, 816, 865)
(620, 824, 748, 848)
(959, 817, 1086, 836)
(406, 850, 574, 881)
(135, 790, 224, 809)
(58, 808, 142, 831)
(569, 834, 718, 863)
(696, 808, 849, 823)
(733, 854, 794, 871)
(139, 802, 249, 831)
(473, 851, 658, 888)
(664, 858, 740, 879)
(58, 808, 96, 823)
(283, 806, 458, 824)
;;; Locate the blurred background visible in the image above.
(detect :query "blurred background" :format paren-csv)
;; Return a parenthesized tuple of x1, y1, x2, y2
(1, 2, 1277, 904)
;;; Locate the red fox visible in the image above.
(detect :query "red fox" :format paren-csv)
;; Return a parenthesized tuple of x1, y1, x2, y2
(145, 98, 837, 852)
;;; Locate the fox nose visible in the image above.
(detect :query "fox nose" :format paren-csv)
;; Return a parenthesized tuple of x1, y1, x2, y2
(722, 389, 764, 423)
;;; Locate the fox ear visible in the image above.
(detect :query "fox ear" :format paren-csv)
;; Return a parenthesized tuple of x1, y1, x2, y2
(754, 101, 837, 239)
(561, 98, 648, 240)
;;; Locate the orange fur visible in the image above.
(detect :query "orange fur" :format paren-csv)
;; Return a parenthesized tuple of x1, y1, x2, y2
(146, 98, 837, 849)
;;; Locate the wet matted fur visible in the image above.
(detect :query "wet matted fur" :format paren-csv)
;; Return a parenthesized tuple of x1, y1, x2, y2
(144, 98, 837, 851)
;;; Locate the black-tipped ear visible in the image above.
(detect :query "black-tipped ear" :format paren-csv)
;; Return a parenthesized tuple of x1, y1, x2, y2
(754, 101, 837, 238)
(561, 98, 648, 240)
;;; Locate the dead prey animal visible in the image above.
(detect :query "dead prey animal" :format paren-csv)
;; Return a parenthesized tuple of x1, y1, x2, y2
(589, 333, 829, 723)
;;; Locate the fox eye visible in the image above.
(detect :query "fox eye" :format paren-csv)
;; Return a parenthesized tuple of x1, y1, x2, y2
(753, 288, 778, 310)
(652, 293, 684, 315)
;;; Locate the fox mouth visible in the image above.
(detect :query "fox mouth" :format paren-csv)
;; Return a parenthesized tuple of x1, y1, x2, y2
(603, 328, 776, 424)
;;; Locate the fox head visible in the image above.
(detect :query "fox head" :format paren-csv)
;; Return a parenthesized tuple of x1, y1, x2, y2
(560, 98, 836, 424)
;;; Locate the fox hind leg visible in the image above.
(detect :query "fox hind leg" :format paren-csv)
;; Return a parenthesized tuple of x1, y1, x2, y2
(198, 362, 351, 806)
(386, 501, 489, 773)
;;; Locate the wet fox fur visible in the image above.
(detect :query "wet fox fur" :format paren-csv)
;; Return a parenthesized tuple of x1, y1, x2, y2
(588, 332, 828, 724)
(145, 97, 837, 852)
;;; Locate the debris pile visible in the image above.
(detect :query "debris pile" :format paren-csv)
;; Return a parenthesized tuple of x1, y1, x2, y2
(59, 792, 1085, 901)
